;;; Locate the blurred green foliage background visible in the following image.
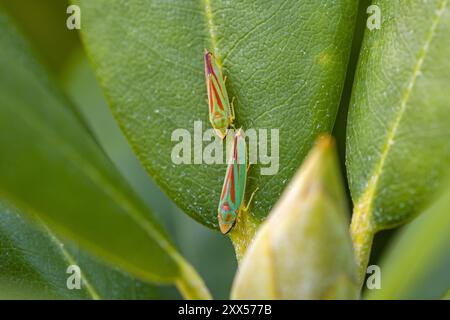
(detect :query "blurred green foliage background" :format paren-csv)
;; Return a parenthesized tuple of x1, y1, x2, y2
(0, 0, 448, 299)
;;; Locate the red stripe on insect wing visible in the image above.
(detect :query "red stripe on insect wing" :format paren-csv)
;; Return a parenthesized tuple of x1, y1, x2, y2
(204, 52, 213, 75)
(208, 59, 224, 93)
(211, 71, 223, 94)
(211, 81, 225, 111)
(204, 51, 224, 95)
(229, 164, 236, 203)
(208, 81, 214, 113)
(220, 165, 233, 201)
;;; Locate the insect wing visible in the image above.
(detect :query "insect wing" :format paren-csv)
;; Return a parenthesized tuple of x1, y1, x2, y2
(204, 50, 231, 137)
(219, 130, 247, 211)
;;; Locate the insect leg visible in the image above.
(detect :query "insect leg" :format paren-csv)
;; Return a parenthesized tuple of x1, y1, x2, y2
(230, 96, 236, 122)
(244, 187, 259, 212)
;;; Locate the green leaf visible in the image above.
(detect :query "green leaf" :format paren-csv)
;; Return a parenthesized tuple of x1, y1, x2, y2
(0, 0, 79, 74)
(231, 137, 358, 299)
(62, 53, 236, 299)
(0, 13, 210, 299)
(75, 0, 358, 229)
(0, 201, 163, 299)
(346, 0, 450, 284)
(443, 289, 450, 300)
(364, 187, 450, 300)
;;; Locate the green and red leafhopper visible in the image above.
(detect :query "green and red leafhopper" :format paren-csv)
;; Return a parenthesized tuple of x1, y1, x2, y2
(204, 49, 235, 139)
(218, 129, 256, 234)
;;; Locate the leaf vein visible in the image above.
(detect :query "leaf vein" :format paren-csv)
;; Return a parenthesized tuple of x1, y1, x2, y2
(221, 0, 291, 64)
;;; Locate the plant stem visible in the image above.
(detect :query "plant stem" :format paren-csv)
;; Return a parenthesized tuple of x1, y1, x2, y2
(174, 256, 212, 300)
(229, 208, 259, 262)
(350, 204, 376, 290)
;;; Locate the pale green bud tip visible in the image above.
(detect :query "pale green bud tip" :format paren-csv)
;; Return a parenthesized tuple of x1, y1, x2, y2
(231, 135, 358, 299)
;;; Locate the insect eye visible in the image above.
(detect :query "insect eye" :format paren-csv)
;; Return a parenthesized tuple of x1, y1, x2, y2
(225, 212, 233, 222)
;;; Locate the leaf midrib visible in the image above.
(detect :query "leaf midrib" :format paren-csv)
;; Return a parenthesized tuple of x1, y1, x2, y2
(39, 219, 101, 299)
(202, 0, 219, 58)
(354, 0, 448, 226)
(0, 202, 100, 299)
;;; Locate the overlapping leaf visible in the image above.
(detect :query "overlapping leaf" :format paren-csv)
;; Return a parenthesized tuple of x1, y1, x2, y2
(346, 0, 450, 282)
(365, 187, 450, 300)
(76, 0, 357, 229)
(0, 201, 163, 299)
(0, 14, 209, 299)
